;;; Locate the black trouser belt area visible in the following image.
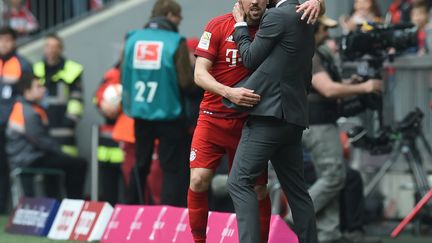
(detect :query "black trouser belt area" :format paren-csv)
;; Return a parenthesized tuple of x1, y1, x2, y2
(308, 104, 338, 125)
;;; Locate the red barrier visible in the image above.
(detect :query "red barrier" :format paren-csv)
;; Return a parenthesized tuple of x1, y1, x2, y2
(391, 189, 432, 238)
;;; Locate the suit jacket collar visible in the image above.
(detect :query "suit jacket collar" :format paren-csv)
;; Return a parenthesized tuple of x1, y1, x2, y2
(276, 0, 299, 8)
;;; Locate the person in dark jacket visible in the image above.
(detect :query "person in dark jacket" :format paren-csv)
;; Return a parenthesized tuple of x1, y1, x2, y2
(6, 72, 87, 199)
(0, 26, 32, 214)
(94, 61, 125, 205)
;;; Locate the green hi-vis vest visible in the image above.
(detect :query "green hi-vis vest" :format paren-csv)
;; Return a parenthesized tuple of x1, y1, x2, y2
(122, 28, 183, 121)
(33, 60, 83, 85)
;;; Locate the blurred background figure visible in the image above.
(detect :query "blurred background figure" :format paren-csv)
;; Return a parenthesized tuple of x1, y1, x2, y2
(387, 0, 414, 24)
(2, 0, 38, 36)
(340, 0, 382, 33)
(33, 34, 84, 158)
(91, 0, 105, 11)
(6, 73, 87, 199)
(387, 0, 431, 24)
(121, 0, 194, 207)
(410, 1, 431, 55)
(0, 27, 31, 214)
(32, 34, 84, 197)
(94, 57, 125, 206)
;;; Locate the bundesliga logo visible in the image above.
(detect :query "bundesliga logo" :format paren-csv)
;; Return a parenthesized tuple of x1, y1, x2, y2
(133, 41, 163, 70)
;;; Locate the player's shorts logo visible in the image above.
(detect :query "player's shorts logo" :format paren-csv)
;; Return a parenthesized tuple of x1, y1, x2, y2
(190, 149, 197, 162)
(133, 41, 164, 70)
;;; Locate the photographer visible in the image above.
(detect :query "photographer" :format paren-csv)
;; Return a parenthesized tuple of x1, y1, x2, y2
(303, 16, 382, 243)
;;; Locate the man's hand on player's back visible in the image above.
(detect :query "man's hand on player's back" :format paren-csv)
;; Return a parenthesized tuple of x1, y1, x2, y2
(296, 0, 324, 24)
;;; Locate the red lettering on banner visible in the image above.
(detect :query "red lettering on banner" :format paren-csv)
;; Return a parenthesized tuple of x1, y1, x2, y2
(57, 210, 74, 232)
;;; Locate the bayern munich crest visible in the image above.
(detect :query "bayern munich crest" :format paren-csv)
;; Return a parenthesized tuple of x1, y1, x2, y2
(190, 149, 197, 162)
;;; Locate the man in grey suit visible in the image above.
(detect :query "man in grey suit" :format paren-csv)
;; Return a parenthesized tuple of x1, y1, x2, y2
(226, 0, 320, 242)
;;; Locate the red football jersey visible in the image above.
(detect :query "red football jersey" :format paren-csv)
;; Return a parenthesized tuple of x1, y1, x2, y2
(195, 13, 258, 118)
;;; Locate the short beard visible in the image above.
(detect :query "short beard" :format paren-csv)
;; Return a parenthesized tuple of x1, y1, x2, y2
(245, 13, 263, 26)
(246, 18, 260, 26)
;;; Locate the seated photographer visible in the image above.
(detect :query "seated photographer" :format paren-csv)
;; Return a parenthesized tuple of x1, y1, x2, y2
(5, 72, 87, 199)
(302, 16, 382, 243)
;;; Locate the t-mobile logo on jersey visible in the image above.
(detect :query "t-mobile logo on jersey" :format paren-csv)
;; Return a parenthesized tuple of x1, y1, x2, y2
(226, 49, 242, 67)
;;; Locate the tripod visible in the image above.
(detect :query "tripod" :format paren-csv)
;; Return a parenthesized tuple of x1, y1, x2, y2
(364, 127, 432, 198)
(360, 108, 432, 235)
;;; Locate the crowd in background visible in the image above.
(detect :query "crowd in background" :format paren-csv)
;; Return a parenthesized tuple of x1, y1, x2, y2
(1, 0, 118, 37)
(0, 0, 430, 46)
(339, 0, 432, 55)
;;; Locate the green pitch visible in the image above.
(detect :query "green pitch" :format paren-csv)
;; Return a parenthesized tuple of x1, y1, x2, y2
(0, 216, 76, 243)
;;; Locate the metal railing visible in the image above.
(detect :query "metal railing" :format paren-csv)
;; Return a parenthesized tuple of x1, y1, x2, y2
(27, 0, 121, 32)
(0, 0, 124, 44)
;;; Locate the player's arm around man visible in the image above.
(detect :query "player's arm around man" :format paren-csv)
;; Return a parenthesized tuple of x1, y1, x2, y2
(195, 57, 261, 108)
(189, 52, 265, 243)
(188, 2, 272, 242)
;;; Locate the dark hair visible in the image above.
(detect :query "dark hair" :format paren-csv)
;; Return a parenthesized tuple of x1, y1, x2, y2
(351, 0, 382, 18)
(45, 33, 64, 49)
(16, 72, 36, 95)
(151, 0, 181, 18)
(412, 2, 429, 13)
(0, 26, 17, 40)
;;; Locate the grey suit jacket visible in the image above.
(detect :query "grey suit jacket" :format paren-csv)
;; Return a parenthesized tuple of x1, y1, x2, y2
(229, 0, 315, 128)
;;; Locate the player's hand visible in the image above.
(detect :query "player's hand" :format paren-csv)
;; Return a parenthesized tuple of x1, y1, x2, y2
(362, 79, 383, 94)
(225, 87, 260, 107)
(296, 0, 321, 24)
(233, 1, 245, 23)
